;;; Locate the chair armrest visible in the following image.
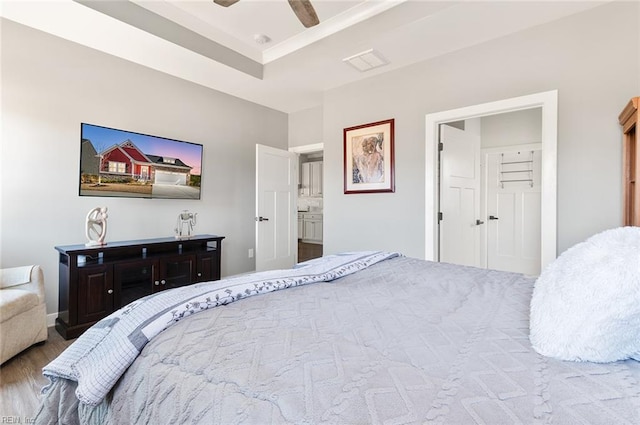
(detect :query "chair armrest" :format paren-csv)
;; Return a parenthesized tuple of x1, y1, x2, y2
(0, 265, 45, 304)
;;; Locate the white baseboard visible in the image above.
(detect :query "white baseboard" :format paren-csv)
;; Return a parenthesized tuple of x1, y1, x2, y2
(47, 313, 56, 328)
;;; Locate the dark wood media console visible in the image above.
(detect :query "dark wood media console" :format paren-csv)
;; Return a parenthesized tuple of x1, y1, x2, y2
(55, 234, 224, 339)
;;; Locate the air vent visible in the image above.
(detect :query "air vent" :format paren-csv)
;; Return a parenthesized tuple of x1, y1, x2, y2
(342, 49, 389, 72)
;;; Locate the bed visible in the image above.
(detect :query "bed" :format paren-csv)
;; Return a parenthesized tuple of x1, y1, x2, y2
(35, 248, 640, 425)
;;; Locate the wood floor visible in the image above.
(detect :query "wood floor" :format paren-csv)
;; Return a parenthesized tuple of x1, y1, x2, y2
(0, 328, 75, 419)
(298, 241, 323, 263)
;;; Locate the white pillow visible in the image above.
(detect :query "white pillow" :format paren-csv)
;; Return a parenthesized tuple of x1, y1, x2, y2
(529, 227, 640, 362)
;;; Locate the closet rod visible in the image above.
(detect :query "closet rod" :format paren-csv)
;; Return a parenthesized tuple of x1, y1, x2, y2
(501, 160, 533, 165)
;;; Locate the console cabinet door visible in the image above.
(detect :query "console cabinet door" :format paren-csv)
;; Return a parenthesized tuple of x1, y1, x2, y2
(113, 259, 156, 307)
(77, 265, 114, 325)
(158, 254, 195, 290)
(195, 251, 221, 282)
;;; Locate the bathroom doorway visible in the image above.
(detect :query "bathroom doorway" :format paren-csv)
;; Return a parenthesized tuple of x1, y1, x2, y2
(290, 144, 324, 263)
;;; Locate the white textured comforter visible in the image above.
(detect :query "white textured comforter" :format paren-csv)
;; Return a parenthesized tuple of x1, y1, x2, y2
(37, 255, 640, 425)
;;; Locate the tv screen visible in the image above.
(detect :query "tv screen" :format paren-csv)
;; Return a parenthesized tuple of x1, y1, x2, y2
(79, 123, 203, 200)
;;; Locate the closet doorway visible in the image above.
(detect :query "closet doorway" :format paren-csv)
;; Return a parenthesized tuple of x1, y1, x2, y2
(425, 90, 558, 275)
(439, 117, 542, 275)
(289, 143, 324, 263)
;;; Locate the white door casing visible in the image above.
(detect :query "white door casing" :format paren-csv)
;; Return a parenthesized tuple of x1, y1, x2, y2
(484, 145, 542, 275)
(439, 125, 481, 267)
(255, 144, 298, 271)
(425, 90, 557, 271)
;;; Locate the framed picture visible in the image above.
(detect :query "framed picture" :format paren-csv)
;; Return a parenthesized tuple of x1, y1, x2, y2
(343, 118, 395, 194)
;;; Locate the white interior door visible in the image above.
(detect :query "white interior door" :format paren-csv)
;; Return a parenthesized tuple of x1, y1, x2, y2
(256, 144, 297, 271)
(439, 125, 481, 267)
(485, 147, 541, 275)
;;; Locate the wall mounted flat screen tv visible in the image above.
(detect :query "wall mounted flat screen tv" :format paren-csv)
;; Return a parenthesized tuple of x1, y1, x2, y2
(79, 123, 203, 200)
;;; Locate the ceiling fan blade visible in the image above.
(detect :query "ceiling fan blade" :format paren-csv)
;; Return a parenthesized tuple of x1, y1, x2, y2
(214, 0, 240, 7)
(288, 0, 320, 28)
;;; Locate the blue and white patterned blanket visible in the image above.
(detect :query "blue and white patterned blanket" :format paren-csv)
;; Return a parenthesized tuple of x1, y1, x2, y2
(41, 251, 400, 407)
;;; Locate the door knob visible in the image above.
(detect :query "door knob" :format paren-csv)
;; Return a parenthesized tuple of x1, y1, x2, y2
(256, 216, 269, 222)
(489, 215, 499, 220)
(475, 219, 485, 225)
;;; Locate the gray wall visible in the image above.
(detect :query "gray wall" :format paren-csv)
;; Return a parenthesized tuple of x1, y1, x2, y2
(0, 20, 288, 314)
(322, 1, 639, 259)
(288, 106, 323, 148)
(481, 109, 542, 148)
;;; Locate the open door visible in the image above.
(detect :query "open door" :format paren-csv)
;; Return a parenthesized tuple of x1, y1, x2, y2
(255, 144, 298, 271)
(438, 124, 482, 267)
